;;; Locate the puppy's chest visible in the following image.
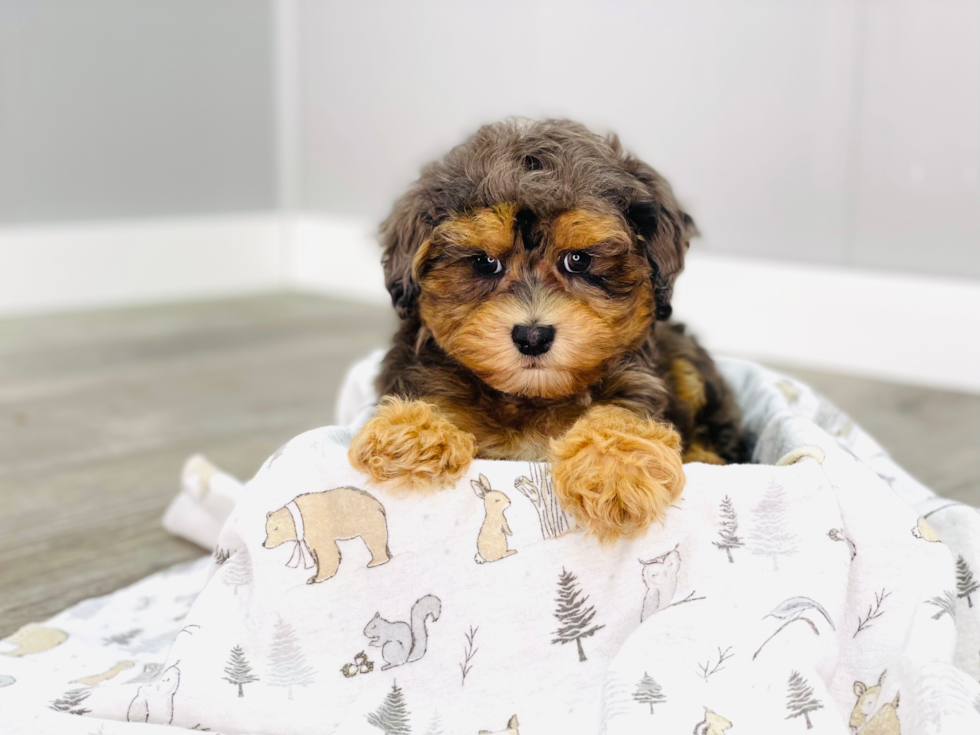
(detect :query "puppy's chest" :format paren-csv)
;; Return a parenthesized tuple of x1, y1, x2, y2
(446, 401, 587, 462)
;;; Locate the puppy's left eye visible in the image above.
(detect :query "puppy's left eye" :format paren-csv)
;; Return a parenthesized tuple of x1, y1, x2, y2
(562, 252, 592, 274)
(473, 253, 503, 276)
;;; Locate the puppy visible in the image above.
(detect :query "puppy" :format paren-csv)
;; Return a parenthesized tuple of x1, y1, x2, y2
(349, 119, 744, 542)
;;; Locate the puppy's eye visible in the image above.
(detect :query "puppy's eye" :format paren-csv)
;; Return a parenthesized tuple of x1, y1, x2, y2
(473, 253, 503, 276)
(562, 252, 592, 274)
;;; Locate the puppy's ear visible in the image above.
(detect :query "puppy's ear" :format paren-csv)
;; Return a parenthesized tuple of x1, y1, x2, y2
(380, 188, 436, 319)
(624, 159, 697, 322)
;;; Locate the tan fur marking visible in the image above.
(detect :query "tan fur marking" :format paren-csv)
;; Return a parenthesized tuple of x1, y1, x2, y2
(683, 444, 726, 465)
(671, 357, 706, 413)
(349, 397, 477, 493)
(550, 405, 685, 543)
(551, 209, 631, 252)
(410, 237, 432, 283)
(431, 204, 517, 259)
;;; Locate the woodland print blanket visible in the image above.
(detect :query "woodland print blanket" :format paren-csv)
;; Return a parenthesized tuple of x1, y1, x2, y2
(3, 353, 980, 734)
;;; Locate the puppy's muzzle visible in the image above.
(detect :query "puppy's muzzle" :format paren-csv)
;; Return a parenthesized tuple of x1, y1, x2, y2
(512, 324, 555, 357)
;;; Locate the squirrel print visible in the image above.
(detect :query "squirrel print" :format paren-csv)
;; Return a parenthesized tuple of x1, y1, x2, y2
(472, 474, 517, 564)
(640, 545, 681, 622)
(363, 595, 442, 670)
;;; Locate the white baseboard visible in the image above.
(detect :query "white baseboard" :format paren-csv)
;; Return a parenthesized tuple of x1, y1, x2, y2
(1, 213, 977, 393)
(672, 254, 980, 394)
(0, 214, 285, 315)
(282, 215, 388, 304)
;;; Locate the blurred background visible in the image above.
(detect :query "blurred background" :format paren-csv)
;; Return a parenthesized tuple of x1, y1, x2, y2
(0, 0, 978, 632)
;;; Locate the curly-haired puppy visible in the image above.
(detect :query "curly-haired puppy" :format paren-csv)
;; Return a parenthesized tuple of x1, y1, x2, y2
(349, 118, 745, 542)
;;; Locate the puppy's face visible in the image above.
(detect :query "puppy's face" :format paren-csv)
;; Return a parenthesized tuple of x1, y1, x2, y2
(414, 203, 655, 398)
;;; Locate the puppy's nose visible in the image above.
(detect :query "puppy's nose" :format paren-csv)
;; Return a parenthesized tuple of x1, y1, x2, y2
(512, 324, 555, 356)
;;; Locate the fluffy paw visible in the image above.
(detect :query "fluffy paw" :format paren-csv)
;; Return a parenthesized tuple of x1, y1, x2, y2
(349, 397, 477, 493)
(550, 405, 685, 543)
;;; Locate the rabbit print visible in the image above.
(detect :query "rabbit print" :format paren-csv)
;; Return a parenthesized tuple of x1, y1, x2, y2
(473, 474, 517, 564)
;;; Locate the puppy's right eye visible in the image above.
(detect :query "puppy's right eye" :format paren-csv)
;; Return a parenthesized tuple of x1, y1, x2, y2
(472, 253, 503, 276)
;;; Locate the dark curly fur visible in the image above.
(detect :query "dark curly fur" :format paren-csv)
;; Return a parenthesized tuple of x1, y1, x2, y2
(373, 118, 744, 464)
(352, 119, 745, 540)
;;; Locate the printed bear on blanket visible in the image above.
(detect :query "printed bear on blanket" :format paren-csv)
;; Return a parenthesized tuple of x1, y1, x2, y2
(264, 487, 391, 584)
(127, 663, 180, 725)
(0, 624, 67, 657)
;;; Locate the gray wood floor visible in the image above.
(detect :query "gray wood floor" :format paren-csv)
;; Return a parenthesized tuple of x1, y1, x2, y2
(1, 293, 977, 637)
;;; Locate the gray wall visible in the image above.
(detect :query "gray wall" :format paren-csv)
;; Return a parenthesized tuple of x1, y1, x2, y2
(2, 0, 977, 279)
(296, 0, 980, 279)
(0, 0, 276, 223)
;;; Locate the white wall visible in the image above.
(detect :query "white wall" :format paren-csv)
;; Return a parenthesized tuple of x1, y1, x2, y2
(293, 0, 980, 279)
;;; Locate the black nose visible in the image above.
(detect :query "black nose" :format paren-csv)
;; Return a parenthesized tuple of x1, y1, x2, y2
(512, 324, 555, 356)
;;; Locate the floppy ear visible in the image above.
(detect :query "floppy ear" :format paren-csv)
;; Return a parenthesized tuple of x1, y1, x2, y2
(380, 187, 436, 319)
(854, 681, 867, 697)
(624, 158, 697, 322)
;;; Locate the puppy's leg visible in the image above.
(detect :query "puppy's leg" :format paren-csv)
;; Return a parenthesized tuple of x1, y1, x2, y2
(349, 396, 477, 493)
(551, 405, 685, 543)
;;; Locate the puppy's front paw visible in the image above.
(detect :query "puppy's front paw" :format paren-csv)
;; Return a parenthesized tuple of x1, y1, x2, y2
(551, 405, 685, 543)
(349, 397, 477, 493)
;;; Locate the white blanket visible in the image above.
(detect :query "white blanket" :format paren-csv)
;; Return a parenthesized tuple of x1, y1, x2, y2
(3, 354, 980, 735)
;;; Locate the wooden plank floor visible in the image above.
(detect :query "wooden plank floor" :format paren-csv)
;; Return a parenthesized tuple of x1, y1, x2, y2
(1, 293, 977, 637)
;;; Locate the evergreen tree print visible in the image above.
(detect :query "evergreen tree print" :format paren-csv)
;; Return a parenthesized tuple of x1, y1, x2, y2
(749, 482, 800, 571)
(599, 676, 631, 735)
(785, 670, 823, 729)
(551, 567, 605, 662)
(956, 555, 979, 607)
(266, 616, 316, 699)
(367, 680, 412, 735)
(49, 688, 92, 716)
(223, 645, 259, 697)
(222, 549, 252, 594)
(632, 671, 666, 714)
(102, 628, 142, 646)
(423, 711, 443, 735)
(713, 495, 744, 563)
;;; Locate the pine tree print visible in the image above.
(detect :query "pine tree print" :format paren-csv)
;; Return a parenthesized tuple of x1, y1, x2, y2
(713, 496, 744, 563)
(266, 617, 316, 699)
(223, 645, 259, 697)
(749, 482, 800, 571)
(49, 688, 92, 716)
(102, 628, 142, 646)
(367, 680, 412, 735)
(956, 555, 979, 608)
(785, 670, 823, 730)
(222, 549, 252, 594)
(632, 671, 666, 714)
(599, 676, 631, 735)
(423, 711, 443, 735)
(551, 567, 605, 662)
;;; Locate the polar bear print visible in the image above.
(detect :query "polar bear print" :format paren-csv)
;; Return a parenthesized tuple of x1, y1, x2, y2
(127, 664, 180, 724)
